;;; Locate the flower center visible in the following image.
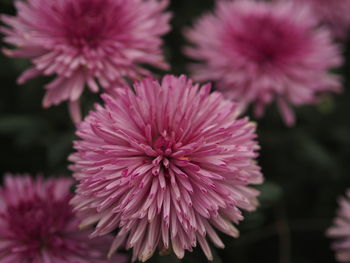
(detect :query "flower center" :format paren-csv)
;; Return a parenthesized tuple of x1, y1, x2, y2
(150, 131, 178, 176)
(61, 0, 119, 48)
(227, 14, 308, 67)
(5, 197, 73, 253)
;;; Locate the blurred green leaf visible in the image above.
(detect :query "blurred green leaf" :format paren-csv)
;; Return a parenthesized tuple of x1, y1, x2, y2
(256, 181, 283, 208)
(297, 133, 336, 170)
(317, 95, 336, 114)
(0, 115, 48, 146)
(47, 133, 74, 167)
(148, 253, 181, 263)
(0, 115, 45, 133)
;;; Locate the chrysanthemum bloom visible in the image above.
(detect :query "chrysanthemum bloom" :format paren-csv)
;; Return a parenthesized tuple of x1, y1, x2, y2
(69, 75, 263, 261)
(327, 189, 350, 262)
(1, 0, 171, 123)
(184, 0, 342, 126)
(0, 174, 127, 263)
(282, 0, 350, 40)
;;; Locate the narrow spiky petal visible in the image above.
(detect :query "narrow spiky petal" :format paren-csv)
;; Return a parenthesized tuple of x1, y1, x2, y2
(1, 0, 171, 122)
(185, 0, 342, 126)
(0, 174, 127, 262)
(70, 75, 263, 261)
(280, 0, 350, 39)
(327, 190, 350, 262)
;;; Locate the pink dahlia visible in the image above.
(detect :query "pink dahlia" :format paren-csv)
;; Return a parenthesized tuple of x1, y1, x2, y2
(283, 0, 350, 40)
(1, 0, 171, 123)
(69, 75, 263, 261)
(327, 189, 350, 262)
(184, 0, 342, 126)
(0, 174, 127, 263)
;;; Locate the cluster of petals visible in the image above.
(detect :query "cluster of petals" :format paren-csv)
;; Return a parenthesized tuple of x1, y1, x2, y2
(327, 189, 350, 262)
(185, 0, 342, 125)
(1, 0, 171, 122)
(280, 0, 350, 40)
(69, 75, 263, 261)
(0, 174, 126, 263)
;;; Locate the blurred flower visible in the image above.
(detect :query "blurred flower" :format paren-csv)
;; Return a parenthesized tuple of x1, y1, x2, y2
(1, 0, 171, 123)
(0, 174, 127, 263)
(327, 189, 350, 262)
(69, 75, 263, 261)
(283, 0, 350, 40)
(184, 0, 342, 126)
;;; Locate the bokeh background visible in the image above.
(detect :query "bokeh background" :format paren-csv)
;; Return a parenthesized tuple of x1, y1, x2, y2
(1, 0, 350, 262)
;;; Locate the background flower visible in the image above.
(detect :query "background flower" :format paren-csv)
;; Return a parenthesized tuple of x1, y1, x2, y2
(0, 174, 127, 263)
(69, 75, 263, 261)
(282, 0, 350, 40)
(1, 0, 171, 122)
(184, 0, 342, 125)
(327, 190, 350, 262)
(2, 0, 350, 262)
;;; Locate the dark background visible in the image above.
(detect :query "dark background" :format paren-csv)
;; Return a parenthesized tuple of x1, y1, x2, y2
(1, 0, 350, 262)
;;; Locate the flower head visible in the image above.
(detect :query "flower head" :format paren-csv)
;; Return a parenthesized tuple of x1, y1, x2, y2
(327, 190, 350, 262)
(284, 0, 350, 39)
(0, 174, 126, 263)
(185, 0, 342, 125)
(1, 0, 171, 122)
(69, 75, 263, 261)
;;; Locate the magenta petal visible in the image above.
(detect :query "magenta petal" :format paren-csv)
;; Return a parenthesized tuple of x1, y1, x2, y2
(185, 0, 342, 125)
(0, 174, 127, 263)
(1, 0, 171, 117)
(70, 75, 263, 261)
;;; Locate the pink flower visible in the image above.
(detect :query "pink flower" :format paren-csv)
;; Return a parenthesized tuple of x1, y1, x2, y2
(69, 75, 263, 261)
(283, 0, 350, 40)
(327, 190, 350, 262)
(1, 0, 171, 123)
(0, 174, 127, 263)
(184, 0, 342, 126)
